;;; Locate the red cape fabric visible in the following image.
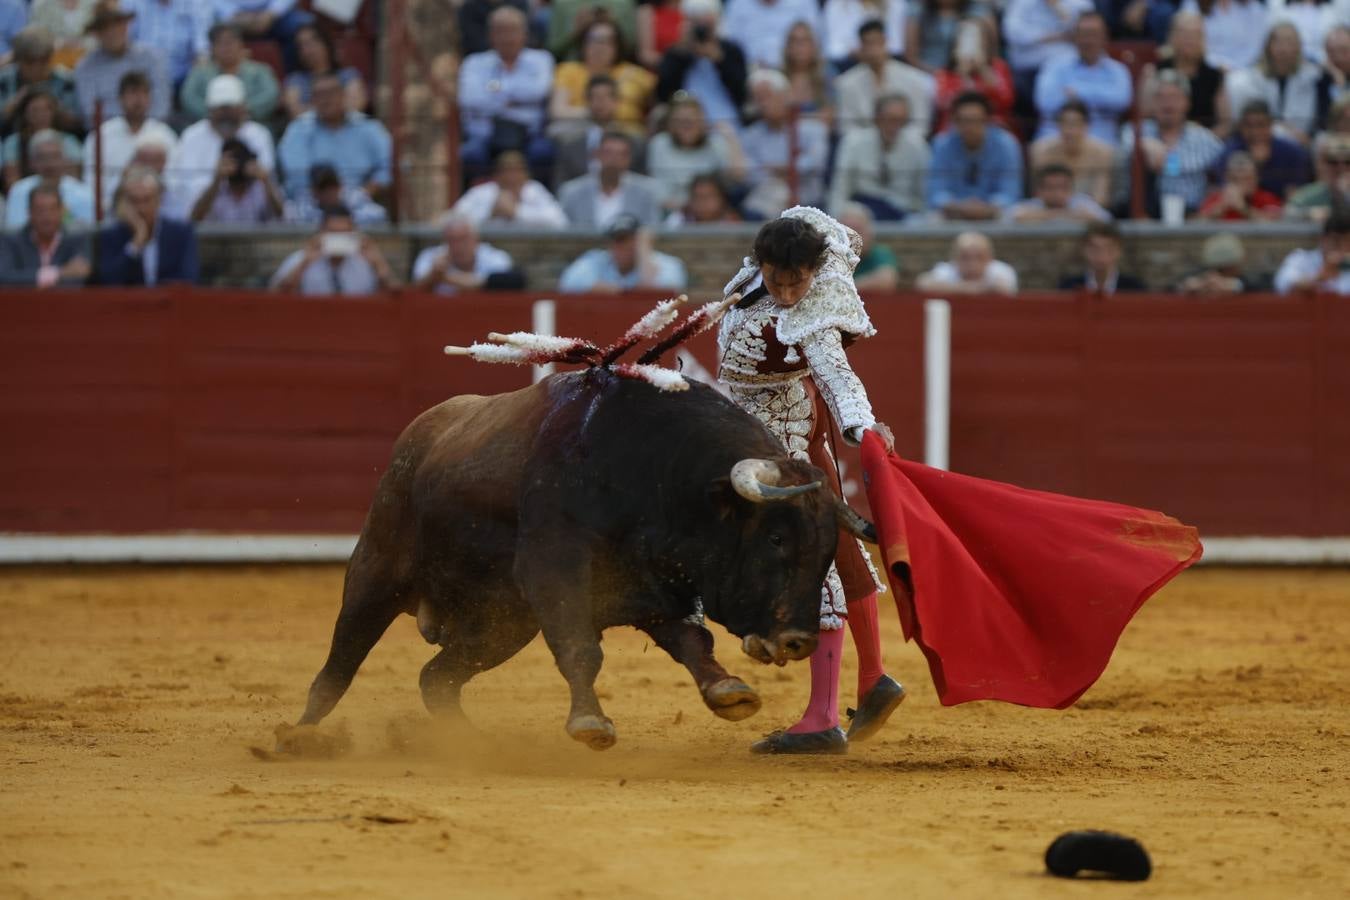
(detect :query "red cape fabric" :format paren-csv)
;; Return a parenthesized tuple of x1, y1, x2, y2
(859, 432, 1202, 709)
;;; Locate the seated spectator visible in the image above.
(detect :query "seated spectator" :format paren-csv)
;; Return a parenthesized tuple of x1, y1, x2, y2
(558, 213, 687, 292)
(1286, 134, 1350, 222)
(277, 72, 391, 205)
(740, 68, 829, 218)
(284, 162, 388, 226)
(84, 71, 176, 209)
(1225, 22, 1320, 145)
(1003, 0, 1092, 101)
(1274, 207, 1350, 294)
(282, 23, 368, 121)
(933, 17, 1014, 133)
(0, 26, 81, 134)
(1174, 232, 1259, 294)
(835, 19, 935, 138)
(74, 2, 170, 126)
(2, 87, 81, 192)
(412, 213, 525, 295)
(0, 184, 91, 287)
(829, 93, 931, 221)
(782, 20, 832, 128)
(1181, 0, 1267, 72)
(123, 0, 209, 88)
(450, 149, 568, 228)
(927, 91, 1023, 220)
(664, 172, 741, 225)
(553, 74, 645, 188)
(1142, 11, 1228, 133)
(213, 0, 313, 73)
(28, 2, 98, 69)
(189, 137, 284, 223)
(550, 16, 654, 138)
(646, 94, 745, 212)
(168, 74, 275, 220)
(458, 0, 530, 59)
(558, 131, 663, 228)
(1215, 100, 1313, 200)
(1117, 70, 1224, 218)
(837, 201, 900, 292)
(4, 129, 92, 229)
(1102, 0, 1174, 40)
(1034, 11, 1132, 145)
(1029, 100, 1113, 206)
(93, 166, 197, 285)
(636, 0, 683, 69)
(826, 0, 906, 71)
(654, 0, 746, 128)
(270, 203, 396, 295)
(721, 0, 819, 70)
(0, 0, 24, 62)
(1007, 164, 1112, 223)
(180, 22, 279, 124)
(1327, 93, 1350, 135)
(547, 0, 638, 61)
(1197, 151, 1283, 220)
(915, 230, 1018, 294)
(458, 6, 555, 182)
(1319, 26, 1350, 127)
(908, 0, 995, 73)
(1268, 0, 1340, 66)
(1058, 221, 1145, 293)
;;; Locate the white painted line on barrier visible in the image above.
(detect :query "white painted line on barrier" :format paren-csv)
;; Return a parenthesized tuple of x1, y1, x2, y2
(924, 298, 951, 470)
(532, 299, 557, 383)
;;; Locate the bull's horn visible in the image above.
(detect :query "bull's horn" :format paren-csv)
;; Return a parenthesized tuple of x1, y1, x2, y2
(730, 459, 821, 503)
(836, 499, 878, 543)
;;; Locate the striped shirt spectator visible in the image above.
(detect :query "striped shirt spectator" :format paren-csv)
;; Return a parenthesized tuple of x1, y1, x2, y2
(74, 4, 170, 125)
(123, 0, 211, 85)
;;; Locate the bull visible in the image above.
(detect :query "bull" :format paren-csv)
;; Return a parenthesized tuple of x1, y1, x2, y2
(293, 364, 875, 750)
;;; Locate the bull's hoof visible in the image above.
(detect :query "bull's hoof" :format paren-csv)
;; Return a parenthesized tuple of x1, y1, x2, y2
(566, 715, 617, 751)
(703, 678, 762, 721)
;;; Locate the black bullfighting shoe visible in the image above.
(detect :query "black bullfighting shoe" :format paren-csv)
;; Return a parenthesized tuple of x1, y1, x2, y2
(750, 726, 848, 755)
(844, 674, 906, 743)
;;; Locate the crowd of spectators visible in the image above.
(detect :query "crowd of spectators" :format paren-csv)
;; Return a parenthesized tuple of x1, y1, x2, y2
(4, 0, 1350, 295)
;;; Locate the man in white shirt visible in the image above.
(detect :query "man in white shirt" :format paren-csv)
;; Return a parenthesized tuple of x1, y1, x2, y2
(557, 131, 662, 229)
(1274, 209, 1350, 295)
(165, 73, 274, 219)
(722, 0, 820, 69)
(412, 213, 523, 295)
(84, 69, 178, 211)
(449, 150, 568, 228)
(916, 231, 1019, 295)
(833, 19, 934, 138)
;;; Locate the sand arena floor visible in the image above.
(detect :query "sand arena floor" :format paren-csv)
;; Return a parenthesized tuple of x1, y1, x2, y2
(1, 564, 1348, 899)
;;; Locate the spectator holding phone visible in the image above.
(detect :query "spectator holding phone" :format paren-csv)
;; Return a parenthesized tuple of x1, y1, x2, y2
(270, 203, 396, 296)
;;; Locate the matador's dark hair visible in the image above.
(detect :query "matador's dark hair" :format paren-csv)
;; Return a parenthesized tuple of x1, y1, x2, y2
(752, 217, 828, 273)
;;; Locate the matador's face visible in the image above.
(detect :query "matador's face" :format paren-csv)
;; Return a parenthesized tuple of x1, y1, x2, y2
(761, 264, 814, 308)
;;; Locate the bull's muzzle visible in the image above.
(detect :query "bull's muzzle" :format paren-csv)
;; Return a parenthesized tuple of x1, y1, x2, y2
(741, 630, 818, 666)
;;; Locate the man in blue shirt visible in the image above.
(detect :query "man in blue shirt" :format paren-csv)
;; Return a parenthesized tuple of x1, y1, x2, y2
(558, 214, 688, 293)
(277, 72, 391, 205)
(1033, 11, 1133, 145)
(927, 92, 1024, 221)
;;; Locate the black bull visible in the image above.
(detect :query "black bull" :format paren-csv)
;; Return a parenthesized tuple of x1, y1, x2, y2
(293, 368, 875, 749)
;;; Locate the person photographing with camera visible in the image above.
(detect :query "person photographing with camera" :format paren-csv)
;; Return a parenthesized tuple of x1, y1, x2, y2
(189, 138, 285, 224)
(270, 204, 397, 296)
(654, 0, 747, 128)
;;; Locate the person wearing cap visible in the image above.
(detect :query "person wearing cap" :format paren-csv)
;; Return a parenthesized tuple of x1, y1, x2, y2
(73, 2, 170, 125)
(93, 164, 198, 285)
(557, 130, 662, 228)
(412, 212, 525, 295)
(1285, 132, 1350, 222)
(0, 26, 82, 134)
(1274, 207, 1350, 295)
(270, 203, 396, 296)
(655, 0, 747, 127)
(165, 73, 275, 219)
(277, 70, 391, 204)
(557, 213, 687, 292)
(179, 21, 279, 123)
(448, 149, 568, 228)
(284, 162, 388, 226)
(1174, 233, 1258, 295)
(83, 69, 178, 210)
(0, 183, 92, 287)
(1058, 221, 1145, 294)
(4, 129, 93, 229)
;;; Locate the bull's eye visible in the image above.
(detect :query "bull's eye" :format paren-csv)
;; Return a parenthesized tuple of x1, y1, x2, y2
(768, 533, 784, 547)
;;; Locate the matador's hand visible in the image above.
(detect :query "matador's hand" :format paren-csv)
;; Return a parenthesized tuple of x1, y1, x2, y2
(871, 422, 896, 454)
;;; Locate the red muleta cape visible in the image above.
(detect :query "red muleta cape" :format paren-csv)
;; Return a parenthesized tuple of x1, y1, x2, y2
(859, 432, 1202, 710)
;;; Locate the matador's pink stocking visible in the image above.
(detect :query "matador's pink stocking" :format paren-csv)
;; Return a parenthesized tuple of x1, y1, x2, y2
(786, 627, 845, 734)
(847, 592, 884, 704)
